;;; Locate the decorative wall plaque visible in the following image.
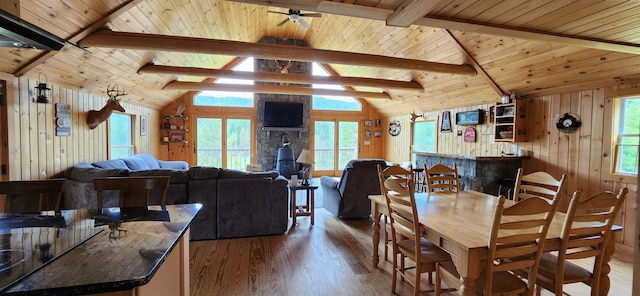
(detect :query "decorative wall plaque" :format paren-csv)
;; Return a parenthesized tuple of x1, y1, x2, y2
(55, 103, 71, 136)
(464, 127, 477, 142)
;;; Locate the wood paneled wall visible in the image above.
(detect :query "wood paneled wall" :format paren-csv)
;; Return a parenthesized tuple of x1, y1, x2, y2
(1, 75, 159, 181)
(385, 87, 639, 247)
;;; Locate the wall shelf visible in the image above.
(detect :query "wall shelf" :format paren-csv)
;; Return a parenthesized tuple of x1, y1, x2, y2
(493, 101, 528, 142)
(262, 127, 304, 137)
(162, 115, 188, 144)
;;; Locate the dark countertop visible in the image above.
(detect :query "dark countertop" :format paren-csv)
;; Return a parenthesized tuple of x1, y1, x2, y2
(413, 151, 530, 161)
(0, 204, 201, 295)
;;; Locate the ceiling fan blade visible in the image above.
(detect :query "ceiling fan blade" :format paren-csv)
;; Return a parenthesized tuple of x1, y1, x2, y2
(300, 13, 322, 17)
(267, 10, 289, 15)
(298, 18, 310, 29)
(277, 18, 290, 27)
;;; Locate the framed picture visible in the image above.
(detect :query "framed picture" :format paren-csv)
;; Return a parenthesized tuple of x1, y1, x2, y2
(503, 106, 515, 116)
(140, 115, 147, 136)
(375, 119, 381, 127)
(170, 132, 183, 141)
(374, 130, 382, 137)
(441, 111, 452, 132)
(455, 109, 484, 125)
(365, 130, 372, 138)
(364, 120, 373, 127)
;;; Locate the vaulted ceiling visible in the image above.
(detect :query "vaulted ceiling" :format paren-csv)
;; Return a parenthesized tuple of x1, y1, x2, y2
(2, 0, 640, 117)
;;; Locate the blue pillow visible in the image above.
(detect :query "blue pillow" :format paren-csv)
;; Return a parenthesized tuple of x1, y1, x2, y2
(135, 153, 161, 169)
(121, 157, 151, 171)
(92, 159, 128, 170)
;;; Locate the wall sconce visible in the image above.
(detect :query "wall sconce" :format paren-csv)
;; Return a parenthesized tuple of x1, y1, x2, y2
(34, 72, 51, 104)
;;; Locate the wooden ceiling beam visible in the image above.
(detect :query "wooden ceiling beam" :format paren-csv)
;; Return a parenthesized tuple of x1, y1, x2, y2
(228, 0, 640, 55)
(442, 29, 504, 97)
(80, 30, 477, 75)
(13, 0, 145, 77)
(138, 64, 424, 91)
(415, 17, 640, 55)
(163, 81, 392, 99)
(386, 0, 442, 27)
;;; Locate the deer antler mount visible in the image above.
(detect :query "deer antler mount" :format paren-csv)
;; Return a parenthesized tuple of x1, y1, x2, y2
(86, 84, 127, 129)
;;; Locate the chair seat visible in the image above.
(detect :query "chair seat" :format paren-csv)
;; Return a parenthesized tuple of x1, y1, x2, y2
(538, 252, 593, 284)
(491, 271, 528, 295)
(397, 237, 452, 264)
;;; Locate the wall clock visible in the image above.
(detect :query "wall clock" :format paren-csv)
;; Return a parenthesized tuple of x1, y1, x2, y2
(388, 120, 401, 136)
(555, 113, 582, 133)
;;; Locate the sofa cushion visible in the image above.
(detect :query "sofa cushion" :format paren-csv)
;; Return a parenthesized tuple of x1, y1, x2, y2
(92, 159, 129, 170)
(189, 166, 220, 180)
(130, 169, 189, 183)
(121, 157, 152, 171)
(68, 167, 130, 182)
(135, 153, 161, 169)
(158, 159, 189, 170)
(218, 168, 278, 179)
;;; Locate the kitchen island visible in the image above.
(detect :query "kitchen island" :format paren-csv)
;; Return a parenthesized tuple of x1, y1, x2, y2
(0, 204, 201, 296)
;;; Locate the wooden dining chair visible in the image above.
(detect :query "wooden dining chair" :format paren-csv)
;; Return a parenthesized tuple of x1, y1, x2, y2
(93, 176, 170, 208)
(378, 165, 452, 296)
(513, 168, 566, 202)
(435, 194, 560, 296)
(377, 164, 414, 263)
(423, 163, 460, 192)
(0, 179, 66, 213)
(534, 188, 627, 296)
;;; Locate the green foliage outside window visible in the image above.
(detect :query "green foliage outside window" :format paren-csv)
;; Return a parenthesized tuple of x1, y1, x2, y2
(110, 113, 133, 159)
(616, 97, 639, 175)
(413, 121, 436, 153)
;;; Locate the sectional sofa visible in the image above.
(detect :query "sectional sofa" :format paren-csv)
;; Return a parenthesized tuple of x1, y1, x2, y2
(62, 153, 289, 240)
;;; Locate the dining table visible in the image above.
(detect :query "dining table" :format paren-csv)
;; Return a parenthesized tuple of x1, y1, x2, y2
(369, 190, 621, 296)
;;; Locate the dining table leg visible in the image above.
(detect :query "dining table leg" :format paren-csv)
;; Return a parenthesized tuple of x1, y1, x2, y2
(371, 201, 381, 267)
(452, 248, 483, 296)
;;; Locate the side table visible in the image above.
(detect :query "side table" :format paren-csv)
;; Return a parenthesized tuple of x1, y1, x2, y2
(289, 181, 318, 227)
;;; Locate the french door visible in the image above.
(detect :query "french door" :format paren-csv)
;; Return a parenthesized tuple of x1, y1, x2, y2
(195, 117, 253, 170)
(313, 120, 359, 176)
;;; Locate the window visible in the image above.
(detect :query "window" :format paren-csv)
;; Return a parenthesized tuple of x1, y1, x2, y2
(194, 57, 254, 107)
(614, 97, 639, 175)
(109, 113, 134, 159)
(412, 120, 437, 153)
(311, 63, 361, 111)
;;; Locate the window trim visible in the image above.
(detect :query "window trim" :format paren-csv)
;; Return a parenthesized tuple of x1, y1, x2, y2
(601, 92, 638, 184)
(612, 97, 639, 176)
(410, 117, 438, 166)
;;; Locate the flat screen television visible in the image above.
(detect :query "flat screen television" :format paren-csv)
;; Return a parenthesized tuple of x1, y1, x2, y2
(263, 101, 303, 128)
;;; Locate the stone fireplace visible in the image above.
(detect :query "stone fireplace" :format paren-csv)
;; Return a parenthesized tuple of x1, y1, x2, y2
(415, 152, 527, 195)
(255, 36, 311, 172)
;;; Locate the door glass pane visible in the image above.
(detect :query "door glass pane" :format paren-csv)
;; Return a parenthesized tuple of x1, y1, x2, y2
(197, 118, 222, 167)
(338, 122, 358, 169)
(314, 121, 335, 170)
(226, 119, 251, 170)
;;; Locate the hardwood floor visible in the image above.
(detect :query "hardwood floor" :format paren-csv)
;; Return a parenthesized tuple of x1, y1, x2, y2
(190, 208, 634, 296)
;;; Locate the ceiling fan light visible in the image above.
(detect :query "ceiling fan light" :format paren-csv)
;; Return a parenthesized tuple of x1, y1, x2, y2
(289, 15, 300, 22)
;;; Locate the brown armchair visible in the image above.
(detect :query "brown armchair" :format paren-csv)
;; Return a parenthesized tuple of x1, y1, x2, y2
(321, 159, 387, 219)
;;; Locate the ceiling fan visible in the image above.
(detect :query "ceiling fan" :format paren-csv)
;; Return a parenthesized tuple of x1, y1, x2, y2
(268, 9, 321, 29)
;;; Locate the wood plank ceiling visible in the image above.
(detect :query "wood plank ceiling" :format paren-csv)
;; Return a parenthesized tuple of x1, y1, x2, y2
(1, 0, 640, 117)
